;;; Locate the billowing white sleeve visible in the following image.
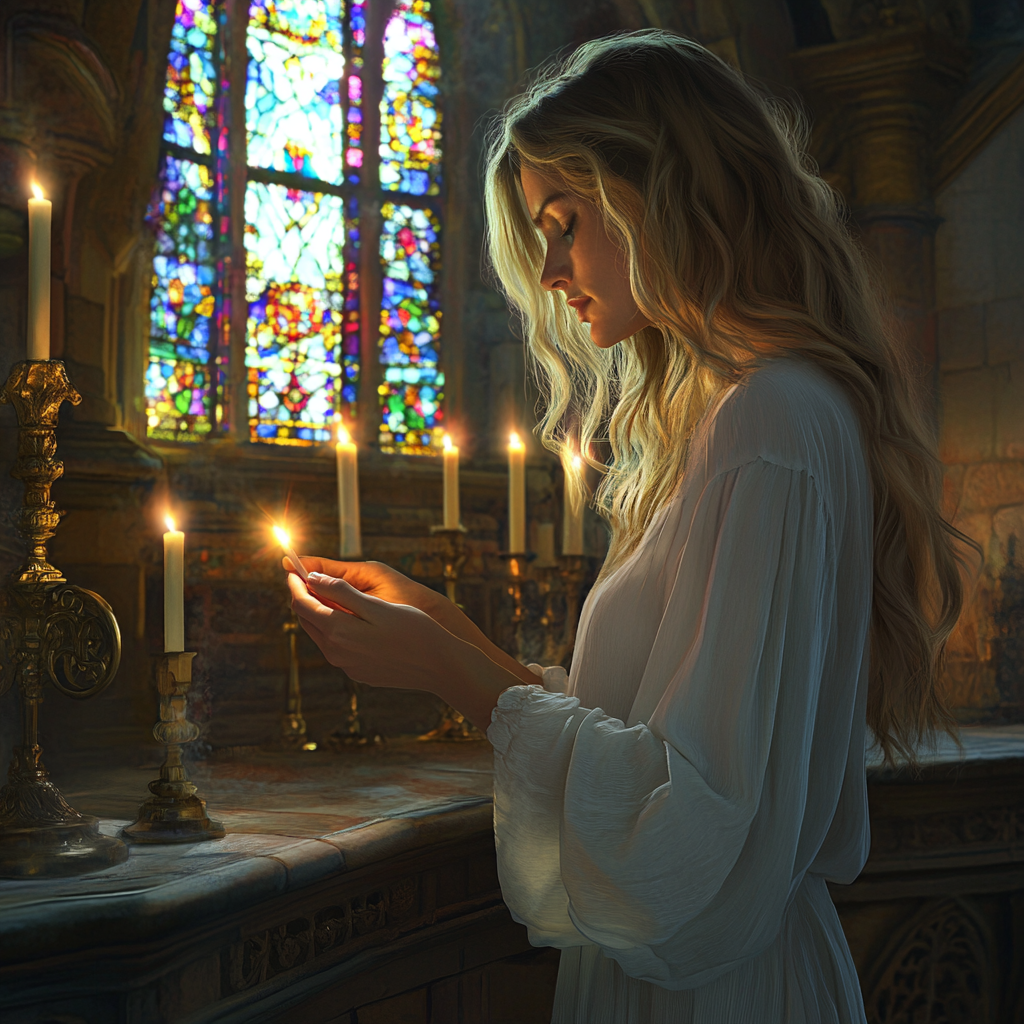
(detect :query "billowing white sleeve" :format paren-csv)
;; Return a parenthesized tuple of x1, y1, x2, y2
(488, 459, 841, 989)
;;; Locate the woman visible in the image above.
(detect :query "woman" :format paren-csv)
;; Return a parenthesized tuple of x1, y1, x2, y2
(288, 31, 968, 1024)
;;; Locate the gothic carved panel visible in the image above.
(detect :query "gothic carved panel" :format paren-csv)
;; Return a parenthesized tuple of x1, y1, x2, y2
(225, 875, 445, 994)
(871, 803, 1024, 859)
(865, 897, 992, 1024)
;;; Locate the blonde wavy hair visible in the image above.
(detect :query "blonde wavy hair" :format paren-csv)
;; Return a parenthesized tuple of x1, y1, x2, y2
(483, 30, 971, 763)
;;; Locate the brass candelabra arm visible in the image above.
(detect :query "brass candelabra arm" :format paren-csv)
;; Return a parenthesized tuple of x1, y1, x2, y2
(0, 359, 127, 876)
(418, 525, 483, 741)
(559, 554, 587, 662)
(0, 360, 81, 584)
(429, 524, 468, 605)
(123, 652, 224, 844)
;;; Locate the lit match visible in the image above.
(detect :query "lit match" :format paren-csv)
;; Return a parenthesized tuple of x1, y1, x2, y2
(273, 525, 309, 582)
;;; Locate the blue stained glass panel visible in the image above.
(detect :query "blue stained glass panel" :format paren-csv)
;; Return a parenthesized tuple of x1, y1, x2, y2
(245, 182, 348, 443)
(247, 0, 345, 184)
(162, 0, 219, 155)
(378, 202, 443, 453)
(146, 156, 218, 440)
(380, 0, 442, 197)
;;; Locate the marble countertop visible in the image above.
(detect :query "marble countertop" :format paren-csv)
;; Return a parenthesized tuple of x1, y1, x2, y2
(0, 741, 496, 966)
(3, 724, 1023, 968)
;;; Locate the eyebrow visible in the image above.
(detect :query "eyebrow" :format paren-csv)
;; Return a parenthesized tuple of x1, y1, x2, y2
(531, 191, 569, 226)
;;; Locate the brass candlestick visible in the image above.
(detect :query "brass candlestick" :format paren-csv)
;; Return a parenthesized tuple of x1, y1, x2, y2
(281, 612, 315, 749)
(418, 524, 483, 742)
(559, 554, 587, 662)
(123, 651, 224, 843)
(535, 564, 567, 665)
(0, 359, 126, 877)
(501, 552, 530, 658)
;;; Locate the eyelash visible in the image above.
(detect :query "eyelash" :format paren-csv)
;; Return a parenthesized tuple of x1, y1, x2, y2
(561, 216, 576, 240)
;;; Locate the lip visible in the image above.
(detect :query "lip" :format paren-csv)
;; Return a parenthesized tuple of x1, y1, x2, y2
(566, 296, 591, 322)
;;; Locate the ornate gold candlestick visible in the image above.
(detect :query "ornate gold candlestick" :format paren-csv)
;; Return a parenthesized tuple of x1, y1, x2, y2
(281, 612, 315, 749)
(122, 651, 224, 843)
(536, 564, 567, 665)
(419, 525, 482, 742)
(559, 554, 587, 662)
(0, 359, 126, 877)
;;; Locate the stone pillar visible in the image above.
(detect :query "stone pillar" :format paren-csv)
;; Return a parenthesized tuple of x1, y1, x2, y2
(792, 29, 966, 380)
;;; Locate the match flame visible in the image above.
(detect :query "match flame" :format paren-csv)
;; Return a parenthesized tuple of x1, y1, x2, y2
(337, 424, 351, 446)
(509, 431, 523, 450)
(443, 433, 453, 451)
(273, 525, 292, 549)
(31, 182, 44, 201)
(165, 515, 177, 533)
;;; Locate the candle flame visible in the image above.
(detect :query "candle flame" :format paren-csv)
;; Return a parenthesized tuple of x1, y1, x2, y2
(337, 424, 351, 446)
(273, 525, 292, 549)
(443, 433, 453, 451)
(509, 431, 523, 450)
(31, 182, 44, 201)
(165, 515, 177, 532)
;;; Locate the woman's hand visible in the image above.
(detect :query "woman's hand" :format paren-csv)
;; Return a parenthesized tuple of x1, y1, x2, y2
(288, 571, 460, 693)
(290, 571, 525, 730)
(288, 556, 446, 618)
(286, 556, 537, 689)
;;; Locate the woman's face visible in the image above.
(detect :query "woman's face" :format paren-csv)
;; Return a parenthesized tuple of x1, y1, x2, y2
(520, 165, 651, 348)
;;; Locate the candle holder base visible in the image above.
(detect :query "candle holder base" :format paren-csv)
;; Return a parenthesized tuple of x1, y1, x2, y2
(122, 652, 224, 845)
(327, 684, 385, 748)
(418, 704, 484, 742)
(0, 753, 128, 877)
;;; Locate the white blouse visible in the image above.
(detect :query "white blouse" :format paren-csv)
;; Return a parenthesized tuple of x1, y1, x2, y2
(488, 358, 872, 1024)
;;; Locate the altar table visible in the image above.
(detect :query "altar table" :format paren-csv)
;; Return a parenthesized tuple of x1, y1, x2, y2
(1, 728, 1023, 1024)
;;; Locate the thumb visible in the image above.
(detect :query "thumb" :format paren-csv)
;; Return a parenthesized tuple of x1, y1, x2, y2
(307, 572, 379, 619)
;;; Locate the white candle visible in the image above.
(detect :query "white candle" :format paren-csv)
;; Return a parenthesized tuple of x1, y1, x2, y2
(508, 431, 526, 554)
(336, 424, 362, 557)
(562, 454, 585, 556)
(535, 522, 556, 567)
(274, 525, 309, 582)
(442, 433, 460, 529)
(27, 183, 51, 361)
(163, 516, 185, 652)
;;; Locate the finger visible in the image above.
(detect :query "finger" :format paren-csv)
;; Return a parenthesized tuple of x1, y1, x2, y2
(280, 554, 313, 579)
(289, 571, 365, 623)
(307, 572, 388, 621)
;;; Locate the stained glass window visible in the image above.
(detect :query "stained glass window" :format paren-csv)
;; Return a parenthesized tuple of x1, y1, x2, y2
(378, 203, 443, 453)
(148, 0, 444, 454)
(379, 0, 442, 197)
(246, 1, 345, 184)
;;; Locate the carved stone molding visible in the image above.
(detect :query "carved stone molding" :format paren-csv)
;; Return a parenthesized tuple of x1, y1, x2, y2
(226, 879, 423, 994)
(865, 897, 992, 1024)
(870, 802, 1024, 861)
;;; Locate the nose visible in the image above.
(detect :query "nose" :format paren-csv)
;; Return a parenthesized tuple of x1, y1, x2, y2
(540, 238, 571, 293)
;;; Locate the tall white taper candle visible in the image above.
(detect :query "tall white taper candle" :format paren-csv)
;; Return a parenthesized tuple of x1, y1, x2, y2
(508, 432, 526, 554)
(163, 516, 185, 652)
(336, 424, 362, 557)
(442, 433, 460, 529)
(27, 183, 51, 361)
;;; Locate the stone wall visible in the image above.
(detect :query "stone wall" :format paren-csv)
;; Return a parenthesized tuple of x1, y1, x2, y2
(936, 102, 1024, 721)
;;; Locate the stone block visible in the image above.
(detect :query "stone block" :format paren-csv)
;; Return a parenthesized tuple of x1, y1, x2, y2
(935, 191, 995, 308)
(961, 461, 1024, 512)
(936, 304, 984, 370)
(942, 464, 965, 519)
(984, 296, 1024, 365)
(992, 504, 1024, 570)
(995, 362, 1024, 459)
(938, 368, 996, 463)
(992, 208, 1024, 303)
